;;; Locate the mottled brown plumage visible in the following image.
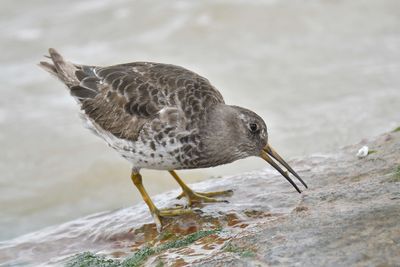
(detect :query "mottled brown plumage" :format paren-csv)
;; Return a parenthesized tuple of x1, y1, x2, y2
(42, 49, 223, 142)
(40, 48, 307, 231)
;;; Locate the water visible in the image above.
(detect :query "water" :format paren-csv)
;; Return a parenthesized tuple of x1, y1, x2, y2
(1, 0, 399, 241)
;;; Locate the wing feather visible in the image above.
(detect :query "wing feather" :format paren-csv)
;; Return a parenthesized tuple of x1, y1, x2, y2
(40, 49, 224, 141)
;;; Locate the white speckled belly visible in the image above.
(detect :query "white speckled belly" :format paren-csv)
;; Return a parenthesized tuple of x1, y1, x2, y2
(82, 115, 184, 170)
(118, 136, 183, 170)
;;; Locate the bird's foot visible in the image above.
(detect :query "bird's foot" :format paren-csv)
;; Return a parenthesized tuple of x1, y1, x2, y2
(158, 207, 194, 216)
(151, 207, 194, 231)
(176, 189, 233, 206)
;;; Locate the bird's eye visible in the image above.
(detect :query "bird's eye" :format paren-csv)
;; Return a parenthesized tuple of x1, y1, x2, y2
(249, 123, 259, 133)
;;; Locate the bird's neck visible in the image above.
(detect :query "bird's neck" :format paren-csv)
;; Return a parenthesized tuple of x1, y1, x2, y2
(197, 104, 246, 167)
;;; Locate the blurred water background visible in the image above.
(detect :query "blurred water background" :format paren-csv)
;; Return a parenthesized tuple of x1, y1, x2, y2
(0, 0, 399, 241)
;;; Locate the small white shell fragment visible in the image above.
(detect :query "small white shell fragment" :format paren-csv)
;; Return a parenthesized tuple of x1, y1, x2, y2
(357, 146, 369, 158)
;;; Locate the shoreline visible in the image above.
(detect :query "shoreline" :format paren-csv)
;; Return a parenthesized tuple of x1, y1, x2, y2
(0, 128, 399, 266)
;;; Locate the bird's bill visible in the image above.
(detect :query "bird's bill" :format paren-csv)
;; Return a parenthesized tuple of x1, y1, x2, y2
(260, 144, 308, 193)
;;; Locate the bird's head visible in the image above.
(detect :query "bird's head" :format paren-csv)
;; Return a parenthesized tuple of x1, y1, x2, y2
(201, 104, 308, 193)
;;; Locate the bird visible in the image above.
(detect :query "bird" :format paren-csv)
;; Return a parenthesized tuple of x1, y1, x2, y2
(39, 48, 308, 230)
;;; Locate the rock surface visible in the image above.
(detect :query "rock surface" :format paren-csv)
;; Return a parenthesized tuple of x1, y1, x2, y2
(0, 130, 399, 266)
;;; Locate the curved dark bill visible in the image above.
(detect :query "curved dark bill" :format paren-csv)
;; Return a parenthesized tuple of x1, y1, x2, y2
(260, 150, 302, 194)
(263, 145, 308, 188)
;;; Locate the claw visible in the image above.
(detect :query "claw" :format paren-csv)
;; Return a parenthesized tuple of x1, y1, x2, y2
(169, 170, 233, 206)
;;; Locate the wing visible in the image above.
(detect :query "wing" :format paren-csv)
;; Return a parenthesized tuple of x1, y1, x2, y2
(40, 49, 224, 141)
(78, 62, 225, 141)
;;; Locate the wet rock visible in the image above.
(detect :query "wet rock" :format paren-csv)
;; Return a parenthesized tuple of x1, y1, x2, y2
(0, 130, 399, 266)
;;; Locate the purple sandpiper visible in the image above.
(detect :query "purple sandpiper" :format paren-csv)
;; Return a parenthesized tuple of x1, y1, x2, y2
(39, 48, 307, 230)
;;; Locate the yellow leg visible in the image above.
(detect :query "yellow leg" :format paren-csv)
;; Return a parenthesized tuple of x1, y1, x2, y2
(131, 171, 192, 231)
(168, 170, 233, 206)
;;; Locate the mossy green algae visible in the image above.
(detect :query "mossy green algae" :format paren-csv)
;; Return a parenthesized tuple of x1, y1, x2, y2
(66, 228, 221, 267)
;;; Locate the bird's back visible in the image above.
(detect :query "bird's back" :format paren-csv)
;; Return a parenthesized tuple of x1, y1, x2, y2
(40, 48, 226, 169)
(40, 49, 225, 142)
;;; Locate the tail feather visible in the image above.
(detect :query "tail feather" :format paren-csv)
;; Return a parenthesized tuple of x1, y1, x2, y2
(39, 48, 79, 87)
(39, 48, 101, 101)
(38, 60, 58, 76)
